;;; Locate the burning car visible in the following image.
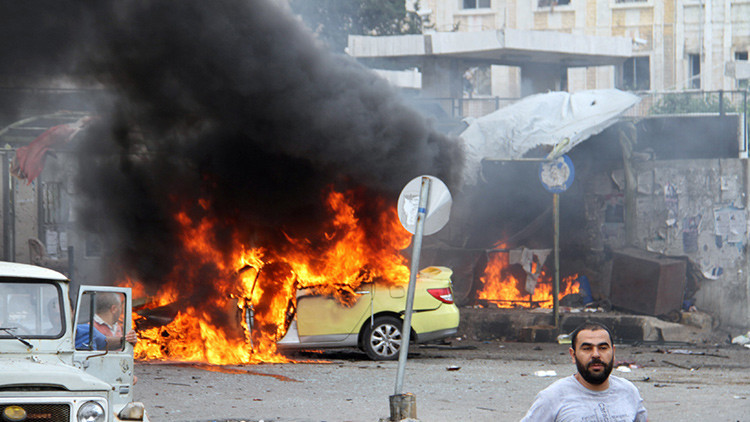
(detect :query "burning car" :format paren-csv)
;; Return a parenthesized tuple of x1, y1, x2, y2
(127, 190, 454, 364)
(276, 266, 459, 360)
(0, 261, 148, 422)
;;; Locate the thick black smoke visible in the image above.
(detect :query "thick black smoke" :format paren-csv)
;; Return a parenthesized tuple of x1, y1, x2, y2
(2, 1, 463, 286)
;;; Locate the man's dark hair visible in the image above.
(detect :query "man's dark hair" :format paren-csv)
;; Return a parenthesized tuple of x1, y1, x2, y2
(570, 321, 613, 350)
(94, 292, 121, 314)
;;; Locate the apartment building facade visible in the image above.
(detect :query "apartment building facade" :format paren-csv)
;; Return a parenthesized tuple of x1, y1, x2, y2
(348, 2, 750, 329)
(393, 0, 750, 97)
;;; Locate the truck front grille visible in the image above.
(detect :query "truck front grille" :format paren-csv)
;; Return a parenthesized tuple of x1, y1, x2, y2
(1, 403, 70, 422)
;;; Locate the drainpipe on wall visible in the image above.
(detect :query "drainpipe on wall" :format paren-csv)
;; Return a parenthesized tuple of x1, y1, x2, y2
(2, 151, 15, 261)
(618, 122, 638, 247)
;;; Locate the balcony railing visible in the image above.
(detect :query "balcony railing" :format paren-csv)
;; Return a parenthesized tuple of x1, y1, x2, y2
(413, 90, 749, 152)
(409, 96, 521, 120)
(629, 90, 749, 152)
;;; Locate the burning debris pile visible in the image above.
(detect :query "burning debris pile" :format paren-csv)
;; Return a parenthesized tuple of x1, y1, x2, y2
(2, 1, 463, 364)
(476, 245, 581, 309)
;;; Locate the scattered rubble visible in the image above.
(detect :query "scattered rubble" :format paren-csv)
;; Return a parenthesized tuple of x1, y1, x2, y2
(533, 370, 557, 377)
(731, 331, 750, 346)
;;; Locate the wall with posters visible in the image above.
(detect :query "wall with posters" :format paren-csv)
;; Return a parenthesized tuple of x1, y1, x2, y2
(585, 158, 749, 328)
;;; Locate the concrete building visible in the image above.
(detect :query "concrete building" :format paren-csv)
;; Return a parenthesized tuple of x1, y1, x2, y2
(1, 2, 748, 333)
(349, 0, 750, 104)
(346, 1, 750, 331)
(0, 89, 109, 295)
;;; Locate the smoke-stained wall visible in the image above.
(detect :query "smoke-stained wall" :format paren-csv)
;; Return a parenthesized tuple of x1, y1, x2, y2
(13, 179, 37, 266)
(585, 158, 749, 328)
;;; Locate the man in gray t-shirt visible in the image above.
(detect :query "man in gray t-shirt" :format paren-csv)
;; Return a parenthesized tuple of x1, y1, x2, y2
(521, 321, 647, 422)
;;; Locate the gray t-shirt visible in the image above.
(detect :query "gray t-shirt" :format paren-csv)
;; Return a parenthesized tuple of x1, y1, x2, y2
(521, 374, 647, 422)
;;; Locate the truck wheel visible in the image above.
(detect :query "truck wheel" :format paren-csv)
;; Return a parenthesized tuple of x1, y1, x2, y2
(363, 316, 403, 361)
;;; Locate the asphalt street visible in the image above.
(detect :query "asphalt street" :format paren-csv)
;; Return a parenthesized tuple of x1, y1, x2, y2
(133, 339, 750, 421)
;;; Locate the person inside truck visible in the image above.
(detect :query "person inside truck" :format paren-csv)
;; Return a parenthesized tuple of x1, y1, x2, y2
(6, 292, 37, 335)
(75, 320, 108, 350)
(75, 292, 137, 350)
(44, 298, 63, 335)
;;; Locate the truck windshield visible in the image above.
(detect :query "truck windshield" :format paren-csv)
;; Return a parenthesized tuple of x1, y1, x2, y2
(0, 280, 64, 339)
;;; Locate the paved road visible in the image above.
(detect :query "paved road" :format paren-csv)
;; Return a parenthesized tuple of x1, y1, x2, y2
(134, 340, 750, 421)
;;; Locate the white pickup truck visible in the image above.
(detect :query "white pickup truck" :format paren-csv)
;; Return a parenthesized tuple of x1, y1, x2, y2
(0, 261, 148, 422)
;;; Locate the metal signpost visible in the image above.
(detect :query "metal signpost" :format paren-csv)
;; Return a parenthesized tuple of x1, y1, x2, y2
(391, 175, 452, 421)
(539, 155, 575, 329)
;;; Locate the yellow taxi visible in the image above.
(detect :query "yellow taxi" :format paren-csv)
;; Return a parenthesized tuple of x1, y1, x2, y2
(277, 266, 460, 360)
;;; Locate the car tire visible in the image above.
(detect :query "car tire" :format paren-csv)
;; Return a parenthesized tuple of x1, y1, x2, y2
(362, 316, 404, 361)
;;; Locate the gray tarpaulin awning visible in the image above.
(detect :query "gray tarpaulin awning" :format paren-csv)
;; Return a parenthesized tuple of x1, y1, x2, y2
(459, 89, 640, 186)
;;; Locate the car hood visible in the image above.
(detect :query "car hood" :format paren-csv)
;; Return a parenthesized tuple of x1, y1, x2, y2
(0, 358, 111, 391)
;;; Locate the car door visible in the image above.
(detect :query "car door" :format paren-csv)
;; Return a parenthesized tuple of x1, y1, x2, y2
(296, 283, 373, 341)
(72, 285, 135, 403)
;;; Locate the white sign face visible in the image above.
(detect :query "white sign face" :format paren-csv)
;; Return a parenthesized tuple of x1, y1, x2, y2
(539, 154, 575, 193)
(397, 175, 452, 235)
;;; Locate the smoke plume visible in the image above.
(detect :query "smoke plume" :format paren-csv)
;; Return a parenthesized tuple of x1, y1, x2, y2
(2, 1, 464, 287)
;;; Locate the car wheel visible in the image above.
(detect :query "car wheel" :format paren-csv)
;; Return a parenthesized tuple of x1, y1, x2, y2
(363, 316, 403, 361)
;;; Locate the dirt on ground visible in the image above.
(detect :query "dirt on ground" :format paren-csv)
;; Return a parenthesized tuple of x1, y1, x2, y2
(133, 338, 750, 421)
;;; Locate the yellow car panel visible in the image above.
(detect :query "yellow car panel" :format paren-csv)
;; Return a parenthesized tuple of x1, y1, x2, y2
(277, 266, 460, 360)
(296, 289, 371, 337)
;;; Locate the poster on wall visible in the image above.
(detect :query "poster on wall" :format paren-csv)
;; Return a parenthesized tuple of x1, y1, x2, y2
(45, 230, 59, 259)
(682, 215, 701, 253)
(665, 183, 678, 226)
(714, 206, 746, 244)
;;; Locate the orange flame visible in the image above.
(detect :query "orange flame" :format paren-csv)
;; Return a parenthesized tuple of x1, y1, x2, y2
(477, 249, 579, 308)
(128, 188, 411, 365)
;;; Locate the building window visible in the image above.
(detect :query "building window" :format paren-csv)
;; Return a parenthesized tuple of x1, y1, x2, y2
(537, 0, 570, 7)
(734, 51, 750, 91)
(618, 57, 650, 91)
(688, 54, 700, 89)
(462, 65, 491, 97)
(463, 0, 491, 9)
(737, 52, 749, 90)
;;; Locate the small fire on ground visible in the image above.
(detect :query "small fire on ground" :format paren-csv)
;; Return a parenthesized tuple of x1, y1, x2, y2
(122, 188, 411, 365)
(476, 246, 579, 309)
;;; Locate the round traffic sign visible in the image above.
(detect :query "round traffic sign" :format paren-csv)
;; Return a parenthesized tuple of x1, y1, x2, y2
(397, 175, 452, 235)
(539, 155, 575, 193)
